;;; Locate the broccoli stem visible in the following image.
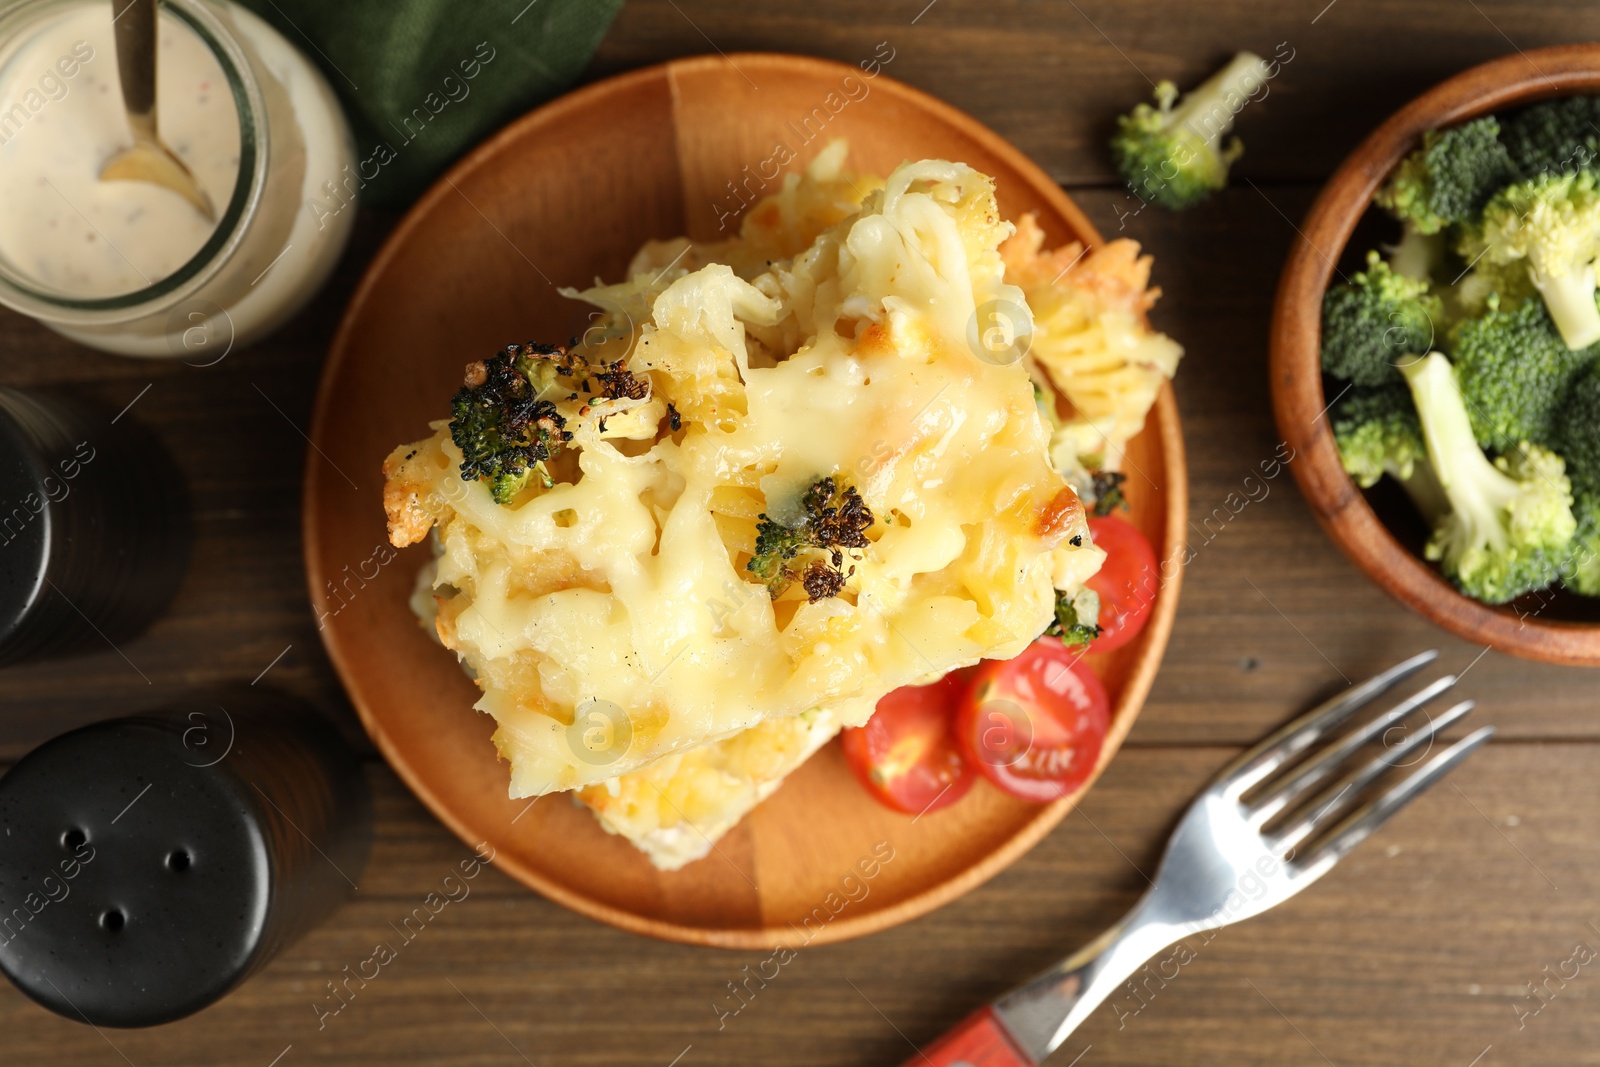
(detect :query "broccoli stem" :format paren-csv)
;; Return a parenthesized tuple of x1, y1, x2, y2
(1400, 353, 1518, 553)
(1169, 52, 1269, 153)
(1395, 458, 1449, 525)
(1530, 262, 1600, 349)
(1386, 227, 1447, 281)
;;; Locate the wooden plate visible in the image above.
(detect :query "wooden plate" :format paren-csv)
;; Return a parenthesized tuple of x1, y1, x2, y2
(1270, 44, 1600, 666)
(305, 53, 1187, 947)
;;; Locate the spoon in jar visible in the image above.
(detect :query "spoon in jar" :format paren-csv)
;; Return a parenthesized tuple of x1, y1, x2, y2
(99, 0, 215, 221)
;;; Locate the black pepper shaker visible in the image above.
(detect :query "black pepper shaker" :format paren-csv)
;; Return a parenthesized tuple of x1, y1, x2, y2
(0, 387, 190, 666)
(0, 687, 371, 1027)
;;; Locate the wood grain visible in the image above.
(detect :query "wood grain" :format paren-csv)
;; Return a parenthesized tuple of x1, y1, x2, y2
(0, 1, 1598, 1062)
(0, 743, 1591, 1066)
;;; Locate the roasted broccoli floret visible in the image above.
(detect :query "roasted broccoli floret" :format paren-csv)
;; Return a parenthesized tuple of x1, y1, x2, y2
(1449, 293, 1597, 451)
(1401, 352, 1576, 603)
(1331, 384, 1427, 488)
(1090, 469, 1128, 516)
(1461, 170, 1600, 349)
(1556, 362, 1600, 593)
(1043, 587, 1101, 649)
(1374, 116, 1518, 235)
(1321, 252, 1443, 386)
(450, 345, 573, 504)
(595, 361, 650, 400)
(1110, 52, 1270, 211)
(748, 476, 876, 600)
(1499, 94, 1600, 179)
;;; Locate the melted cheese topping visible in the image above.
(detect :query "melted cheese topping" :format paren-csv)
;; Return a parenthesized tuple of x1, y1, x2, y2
(384, 157, 1098, 800)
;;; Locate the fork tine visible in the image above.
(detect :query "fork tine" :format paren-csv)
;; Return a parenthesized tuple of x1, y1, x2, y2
(1220, 649, 1440, 798)
(1271, 699, 1475, 853)
(1248, 675, 1458, 825)
(1291, 723, 1494, 877)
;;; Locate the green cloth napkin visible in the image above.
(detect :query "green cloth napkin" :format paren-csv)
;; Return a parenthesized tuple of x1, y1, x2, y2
(235, 0, 624, 206)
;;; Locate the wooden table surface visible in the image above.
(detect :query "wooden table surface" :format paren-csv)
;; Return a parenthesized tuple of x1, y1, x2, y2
(3, 2, 1598, 1064)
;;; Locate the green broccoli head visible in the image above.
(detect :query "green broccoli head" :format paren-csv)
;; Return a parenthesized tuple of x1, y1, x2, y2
(1559, 495, 1600, 595)
(1555, 363, 1600, 594)
(1558, 360, 1600, 494)
(1374, 116, 1518, 235)
(748, 476, 876, 600)
(1332, 383, 1427, 488)
(1465, 170, 1600, 349)
(1499, 94, 1600, 180)
(449, 344, 573, 505)
(1321, 251, 1443, 386)
(1401, 352, 1576, 603)
(1110, 52, 1269, 211)
(1043, 587, 1102, 648)
(1449, 293, 1598, 452)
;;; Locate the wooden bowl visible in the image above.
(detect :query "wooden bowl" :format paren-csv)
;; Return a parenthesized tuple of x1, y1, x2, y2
(305, 53, 1187, 947)
(1271, 44, 1600, 667)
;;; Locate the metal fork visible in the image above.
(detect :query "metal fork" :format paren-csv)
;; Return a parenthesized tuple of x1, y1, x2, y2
(905, 650, 1493, 1067)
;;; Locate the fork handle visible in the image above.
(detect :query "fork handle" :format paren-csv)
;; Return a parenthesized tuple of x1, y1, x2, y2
(991, 896, 1188, 1060)
(898, 1005, 1034, 1067)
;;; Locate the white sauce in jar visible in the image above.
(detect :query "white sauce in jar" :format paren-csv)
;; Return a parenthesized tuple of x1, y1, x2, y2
(0, 0, 356, 358)
(0, 3, 240, 297)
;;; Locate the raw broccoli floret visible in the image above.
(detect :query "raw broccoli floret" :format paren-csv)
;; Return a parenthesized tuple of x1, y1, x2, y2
(1332, 384, 1427, 488)
(1043, 587, 1101, 649)
(1561, 498, 1600, 595)
(1440, 254, 1537, 324)
(1110, 52, 1270, 211)
(1499, 95, 1600, 179)
(1449, 293, 1598, 451)
(748, 476, 876, 601)
(1461, 170, 1600, 349)
(1374, 116, 1518, 235)
(1321, 252, 1443, 386)
(1330, 384, 1448, 519)
(450, 344, 573, 504)
(1401, 352, 1576, 603)
(1555, 363, 1600, 593)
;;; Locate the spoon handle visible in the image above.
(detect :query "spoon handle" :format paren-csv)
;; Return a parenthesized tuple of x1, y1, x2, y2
(110, 0, 157, 139)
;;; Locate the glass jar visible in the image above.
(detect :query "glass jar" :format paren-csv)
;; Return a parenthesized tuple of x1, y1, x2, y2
(0, 0, 356, 358)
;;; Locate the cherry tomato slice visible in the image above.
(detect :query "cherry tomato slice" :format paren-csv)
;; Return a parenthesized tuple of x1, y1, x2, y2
(1085, 514, 1159, 655)
(957, 639, 1110, 803)
(841, 673, 975, 815)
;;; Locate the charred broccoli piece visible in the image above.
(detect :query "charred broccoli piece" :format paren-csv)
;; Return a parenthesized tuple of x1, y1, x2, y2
(1043, 587, 1101, 648)
(450, 345, 572, 504)
(748, 476, 875, 600)
(1090, 470, 1128, 516)
(595, 361, 650, 400)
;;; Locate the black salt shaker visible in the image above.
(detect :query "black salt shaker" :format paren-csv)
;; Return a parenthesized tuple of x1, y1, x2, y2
(0, 387, 190, 666)
(0, 687, 371, 1027)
